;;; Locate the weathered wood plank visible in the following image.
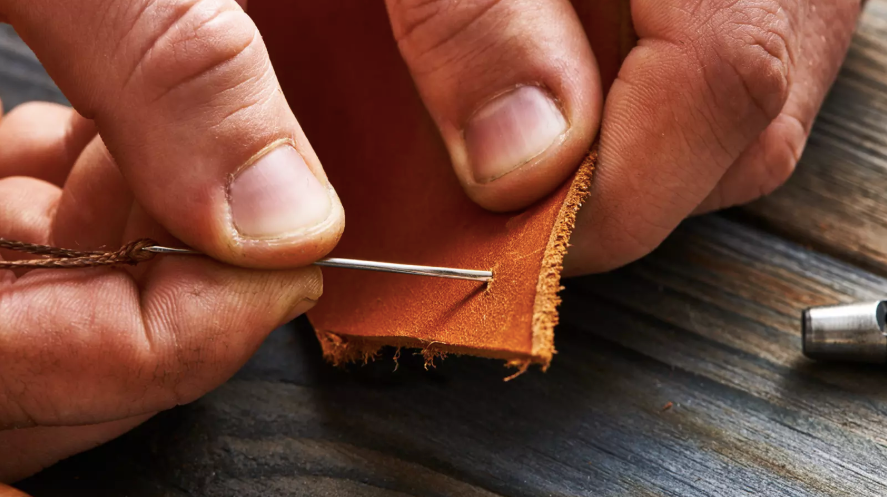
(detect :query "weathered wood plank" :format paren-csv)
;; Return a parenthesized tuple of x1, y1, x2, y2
(16, 216, 887, 496)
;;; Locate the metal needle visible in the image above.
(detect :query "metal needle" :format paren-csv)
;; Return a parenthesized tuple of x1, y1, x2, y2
(141, 245, 493, 283)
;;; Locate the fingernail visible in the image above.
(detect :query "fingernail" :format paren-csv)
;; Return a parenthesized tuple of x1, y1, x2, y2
(464, 86, 568, 183)
(282, 298, 318, 324)
(230, 145, 331, 238)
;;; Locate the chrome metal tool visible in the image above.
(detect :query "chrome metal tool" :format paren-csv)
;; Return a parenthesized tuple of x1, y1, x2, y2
(802, 301, 887, 363)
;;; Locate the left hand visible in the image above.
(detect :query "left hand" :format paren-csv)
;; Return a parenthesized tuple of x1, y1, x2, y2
(0, 0, 340, 486)
(379, 0, 863, 274)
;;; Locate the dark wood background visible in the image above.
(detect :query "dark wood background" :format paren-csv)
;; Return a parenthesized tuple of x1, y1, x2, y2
(5, 2, 887, 494)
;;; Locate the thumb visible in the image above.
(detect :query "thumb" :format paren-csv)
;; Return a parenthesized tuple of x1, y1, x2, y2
(386, 0, 602, 212)
(2, 0, 344, 268)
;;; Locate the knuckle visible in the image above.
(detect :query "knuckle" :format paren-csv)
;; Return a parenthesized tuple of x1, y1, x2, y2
(390, 0, 504, 71)
(127, 0, 260, 101)
(143, 277, 261, 408)
(757, 144, 797, 198)
(388, 0, 452, 41)
(757, 114, 806, 197)
(144, 284, 209, 407)
(707, 1, 796, 120)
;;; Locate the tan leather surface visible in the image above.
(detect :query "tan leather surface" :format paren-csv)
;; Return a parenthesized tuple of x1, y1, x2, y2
(251, 1, 630, 371)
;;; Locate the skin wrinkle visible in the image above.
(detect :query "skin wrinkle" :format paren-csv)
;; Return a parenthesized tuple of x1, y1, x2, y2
(395, 0, 504, 60)
(438, 35, 511, 91)
(137, 277, 156, 358)
(210, 73, 277, 131)
(698, 88, 736, 163)
(0, 258, 315, 430)
(400, 4, 514, 81)
(9, 273, 103, 427)
(694, 0, 857, 213)
(618, 124, 695, 213)
(121, 0, 202, 93)
(144, 276, 190, 408)
(176, 0, 237, 47)
(733, 2, 801, 67)
(714, 34, 791, 124)
(566, 0, 808, 275)
(649, 8, 793, 168)
(689, 42, 738, 162)
(0, 308, 40, 432)
(603, 50, 716, 208)
(111, 0, 159, 67)
(0, 362, 27, 431)
(697, 34, 783, 127)
(391, 0, 459, 42)
(145, 14, 259, 106)
(209, 51, 274, 117)
(676, 35, 748, 161)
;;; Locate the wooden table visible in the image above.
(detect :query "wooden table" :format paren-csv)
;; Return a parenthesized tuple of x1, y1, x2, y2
(5, 3, 887, 494)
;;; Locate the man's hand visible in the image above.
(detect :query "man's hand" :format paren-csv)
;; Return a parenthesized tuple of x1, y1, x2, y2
(566, 0, 862, 274)
(0, 0, 343, 483)
(382, 0, 862, 273)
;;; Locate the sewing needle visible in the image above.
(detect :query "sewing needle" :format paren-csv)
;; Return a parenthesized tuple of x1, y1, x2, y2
(141, 245, 493, 283)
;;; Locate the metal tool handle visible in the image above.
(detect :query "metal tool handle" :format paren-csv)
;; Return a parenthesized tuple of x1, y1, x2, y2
(802, 301, 887, 363)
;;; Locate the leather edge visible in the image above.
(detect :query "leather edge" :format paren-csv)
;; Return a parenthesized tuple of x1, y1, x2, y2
(529, 145, 598, 371)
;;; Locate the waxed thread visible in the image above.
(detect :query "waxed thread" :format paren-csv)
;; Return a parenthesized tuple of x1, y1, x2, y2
(0, 238, 157, 269)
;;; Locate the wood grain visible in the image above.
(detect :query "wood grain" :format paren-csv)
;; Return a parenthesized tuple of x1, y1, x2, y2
(5, 2, 887, 496)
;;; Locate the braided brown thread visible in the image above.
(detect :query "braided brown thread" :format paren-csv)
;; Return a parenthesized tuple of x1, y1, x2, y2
(0, 238, 158, 269)
(0, 239, 102, 258)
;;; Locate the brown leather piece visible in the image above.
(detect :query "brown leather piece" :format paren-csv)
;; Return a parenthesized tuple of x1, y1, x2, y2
(251, 1, 632, 372)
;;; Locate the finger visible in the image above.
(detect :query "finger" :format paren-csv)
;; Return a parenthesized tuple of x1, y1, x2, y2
(0, 484, 29, 497)
(51, 136, 134, 251)
(3, 0, 344, 268)
(0, 177, 59, 278)
(0, 256, 321, 429)
(693, 112, 806, 214)
(694, 0, 862, 214)
(0, 413, 154, 484)
(0, 177, 59, 257)
(387, 0, 601, 211)
(565, 0, 803, 274)
(0, 102, 96, 185)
